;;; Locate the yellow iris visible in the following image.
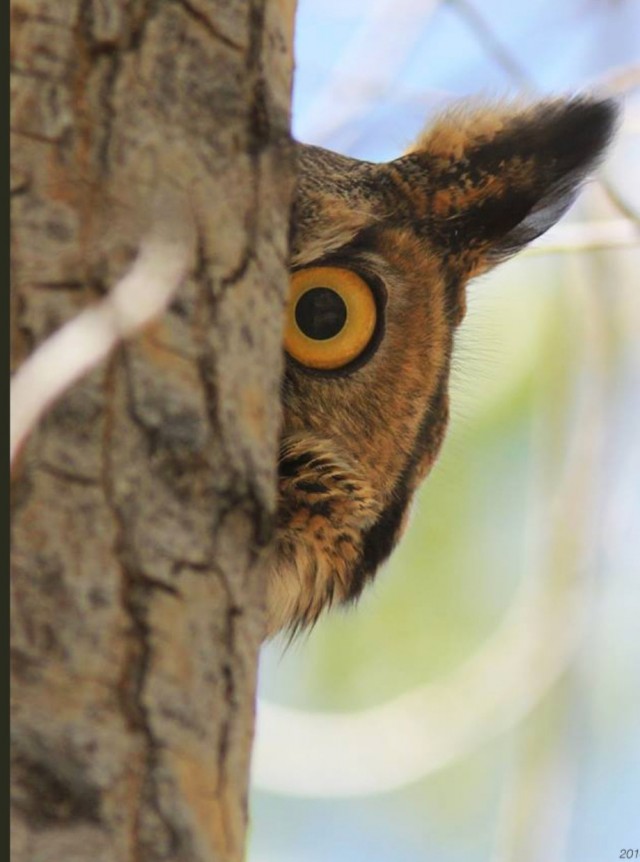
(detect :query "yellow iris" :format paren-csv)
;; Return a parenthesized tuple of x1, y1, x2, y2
(284, 266, 377, 371)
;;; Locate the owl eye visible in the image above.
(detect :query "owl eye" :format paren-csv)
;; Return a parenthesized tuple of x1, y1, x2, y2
(285, 266, 377, 371)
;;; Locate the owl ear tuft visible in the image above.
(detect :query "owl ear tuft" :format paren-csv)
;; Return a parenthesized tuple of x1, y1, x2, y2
(403, 97, 620, 273)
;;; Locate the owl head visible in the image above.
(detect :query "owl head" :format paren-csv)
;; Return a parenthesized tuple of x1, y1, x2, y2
(266, 97, 618, 637)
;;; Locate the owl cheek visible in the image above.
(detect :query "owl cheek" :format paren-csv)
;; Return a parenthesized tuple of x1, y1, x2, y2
(263, 516, 364, 637)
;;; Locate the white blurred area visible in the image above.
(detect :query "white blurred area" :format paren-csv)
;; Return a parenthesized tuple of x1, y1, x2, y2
(10, 235, 193, 465)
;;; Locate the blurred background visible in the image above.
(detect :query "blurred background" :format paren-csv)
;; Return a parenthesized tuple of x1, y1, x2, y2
(250, 1, 640, 860)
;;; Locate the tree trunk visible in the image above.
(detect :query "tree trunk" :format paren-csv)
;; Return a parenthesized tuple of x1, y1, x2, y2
(10, 2, 295, 860)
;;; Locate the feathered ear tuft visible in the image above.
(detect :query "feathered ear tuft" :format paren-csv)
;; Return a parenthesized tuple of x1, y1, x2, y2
(399, 97, 620, 274)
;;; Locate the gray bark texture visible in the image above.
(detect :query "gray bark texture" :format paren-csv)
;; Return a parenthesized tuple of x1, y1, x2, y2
(10, 1, 296, 860)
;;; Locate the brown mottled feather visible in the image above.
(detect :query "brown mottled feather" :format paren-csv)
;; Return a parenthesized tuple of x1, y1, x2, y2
(266, 96, 618, 637)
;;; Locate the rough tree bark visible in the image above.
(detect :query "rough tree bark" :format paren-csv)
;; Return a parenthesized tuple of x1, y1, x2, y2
(11, 2, 295, 860)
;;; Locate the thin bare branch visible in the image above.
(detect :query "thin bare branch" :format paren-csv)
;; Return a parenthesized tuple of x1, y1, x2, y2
(448, 0, 534, 90)
(596, 62, 640, 98)
(526, 218, 639, 255)
(10, 235, 194, 466)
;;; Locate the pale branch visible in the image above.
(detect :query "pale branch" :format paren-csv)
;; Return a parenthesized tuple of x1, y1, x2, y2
(253, 558, 593, 798)
(10, 235, 194, 466)
(526, 217, 639, 255)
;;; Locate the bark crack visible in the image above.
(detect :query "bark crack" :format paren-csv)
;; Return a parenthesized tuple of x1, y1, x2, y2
(173, 0, 245, 52)
(100, 354, 180, 858)
(10, 66, 66, 83)
(37, 463, 100, 486)
(10, 127, 61, 145)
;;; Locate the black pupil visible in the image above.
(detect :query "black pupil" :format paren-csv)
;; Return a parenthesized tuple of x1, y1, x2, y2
(295, 287, 347, 341)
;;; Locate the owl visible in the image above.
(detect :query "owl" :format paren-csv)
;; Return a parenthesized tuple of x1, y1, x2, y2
(265, 97, 618, 637)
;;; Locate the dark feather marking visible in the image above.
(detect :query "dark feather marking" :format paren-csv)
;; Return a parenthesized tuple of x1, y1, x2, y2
(296, 481, 328, 494)
(347, 371, 450, 600)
